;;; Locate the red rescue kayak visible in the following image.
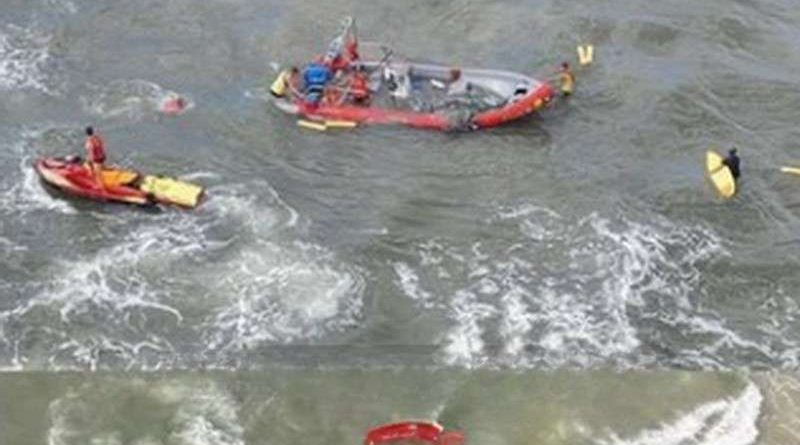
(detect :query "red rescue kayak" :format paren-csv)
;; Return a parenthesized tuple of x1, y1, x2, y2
(35, 156, 205, 208)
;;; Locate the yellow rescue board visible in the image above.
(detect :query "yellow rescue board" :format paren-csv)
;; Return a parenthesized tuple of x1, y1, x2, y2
(780, 166, 800, 176)
(705, 150, 736, 199)
(139, 176, 204, 208)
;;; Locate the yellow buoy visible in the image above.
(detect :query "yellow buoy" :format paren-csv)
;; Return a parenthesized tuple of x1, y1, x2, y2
(324, 120, 357, 128)
(705, 150, 736, 199)
(297, 119, 328, 131)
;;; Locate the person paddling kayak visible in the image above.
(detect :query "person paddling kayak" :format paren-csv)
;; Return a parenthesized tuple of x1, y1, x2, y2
(85, 126, 106, 186)
(723, 148, 741, 180)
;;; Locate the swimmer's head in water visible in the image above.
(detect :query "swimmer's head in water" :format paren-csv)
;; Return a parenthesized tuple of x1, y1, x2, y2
(85, 126, 94, 136)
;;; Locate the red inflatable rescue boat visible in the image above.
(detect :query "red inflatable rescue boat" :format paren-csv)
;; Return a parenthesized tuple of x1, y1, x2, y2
(271, 17, 554, 131)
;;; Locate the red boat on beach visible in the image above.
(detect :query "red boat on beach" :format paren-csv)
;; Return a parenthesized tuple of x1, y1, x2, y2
(271, 17, 554, 131)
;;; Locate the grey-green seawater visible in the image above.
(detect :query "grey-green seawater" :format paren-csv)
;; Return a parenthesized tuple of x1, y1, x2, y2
(3, 0, 800, 443)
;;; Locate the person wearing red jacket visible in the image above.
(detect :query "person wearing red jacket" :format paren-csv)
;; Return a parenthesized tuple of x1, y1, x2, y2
(349, 65, 370, 104)
(84, 126, 106, 186)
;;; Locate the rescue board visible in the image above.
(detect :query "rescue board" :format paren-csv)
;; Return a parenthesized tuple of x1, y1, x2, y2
(706, 150, 736, 199)
(139, 175, 204, 208)
(780, 166, 800, 176)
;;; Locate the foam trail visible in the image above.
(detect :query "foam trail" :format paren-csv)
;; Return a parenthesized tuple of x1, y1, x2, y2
(599, 383, 762, 445)
(1, 172, 363, 369)
(83, 79, 193, 120)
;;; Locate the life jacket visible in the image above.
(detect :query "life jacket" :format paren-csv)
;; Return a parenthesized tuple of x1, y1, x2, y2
(304, 63, 332, 89)
(270, 70, 291, 97)
(85, 135, 106, 163)
(560, 70, 575, 94)
(350, 72, 369, 99)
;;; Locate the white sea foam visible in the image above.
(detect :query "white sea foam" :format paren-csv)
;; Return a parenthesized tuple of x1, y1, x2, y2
(195, 185, 364, 352)
(203, 240, 365, 351)
(1, 175, 364, 368)
(599, 383, 762, 445)
(393, 262, 434, 306)
(0, 139, 77, 215)
(394, 203, 734, 368)
(0, 212, 203, 369)
(82, 79, 193, 120)
(0, 25, 52, 93)
(47, 380, 245, 445)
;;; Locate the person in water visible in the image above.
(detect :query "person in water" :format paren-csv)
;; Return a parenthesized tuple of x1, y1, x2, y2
(85, 126, 106, 186)
(559, 62, 575, 96)
(270, 66, 299, 98)
(161, 93, 186, 114)
(723, 148, 741, 180)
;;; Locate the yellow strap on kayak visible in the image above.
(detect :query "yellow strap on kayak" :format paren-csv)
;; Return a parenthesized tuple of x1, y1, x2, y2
(139, 175, 204, 208)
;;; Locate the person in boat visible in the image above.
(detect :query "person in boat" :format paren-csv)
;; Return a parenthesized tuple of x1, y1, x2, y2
(723, 148, 741, 180)
(449, 68, 461, 83)
(303, 62, 332, 104)
(446, 67, 470, 96)
(270, 66, 299, 98)
(559, 62, 575, 96)
(84, 126, 106, 186)
(348, 64, 370, 104)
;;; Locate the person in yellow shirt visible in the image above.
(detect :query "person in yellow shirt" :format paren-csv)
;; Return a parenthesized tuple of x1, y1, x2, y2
(270, 67, 299, 98)
(558, 62, 575, 96)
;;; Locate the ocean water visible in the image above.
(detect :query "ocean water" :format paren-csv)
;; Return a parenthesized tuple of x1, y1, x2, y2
(2, 0, 800, 443)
